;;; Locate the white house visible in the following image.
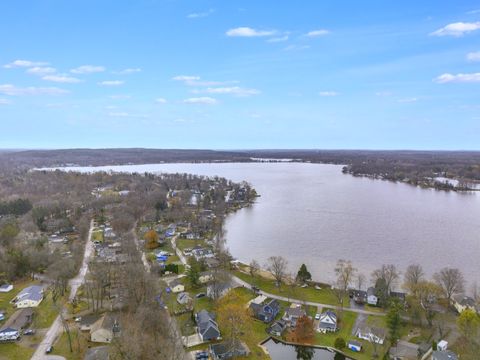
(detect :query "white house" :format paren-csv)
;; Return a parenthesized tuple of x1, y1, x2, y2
(12, 285, 44, 308)
(348, 340, 362, 352)
(199, 271, 213, 284)
(356, 326, 386, 345)
(452, 295, 478, 314)
(367, 287, 378, 306)
(437, 340, 448, 351)
(169, 279, 185, 294)
(0, 284, 13, 293)
(317, 310, 338, 333)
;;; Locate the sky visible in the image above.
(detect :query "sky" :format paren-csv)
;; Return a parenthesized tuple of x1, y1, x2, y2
(1, 1, 480, 150)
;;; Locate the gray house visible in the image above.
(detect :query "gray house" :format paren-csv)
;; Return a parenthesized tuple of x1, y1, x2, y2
(432, 351, 458, 360)
(210, 341, 249, 360)
(249, 299, 280, 323)
(196, 310, 220, 342)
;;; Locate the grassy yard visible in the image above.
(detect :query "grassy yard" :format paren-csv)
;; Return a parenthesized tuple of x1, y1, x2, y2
(51, 327, 92, 360)
(176, 238, 205, 251)
(0, 280, 35, 318)
(33, 291, 61, 329)
(0, 342, 35, 360)
(92, 229, 104, 242)
(233, 270, 338, 305)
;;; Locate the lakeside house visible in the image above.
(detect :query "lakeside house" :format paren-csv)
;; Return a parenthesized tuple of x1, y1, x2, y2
(249, 298, 280, 323)
(209, 341, 249, 360)
(195, 310, 220, 342)
(207, 281, 234, 300)
(268, 320, 287, 337)
(352, 290, 367, 304)
(282, 304, 306, 327)
(356, 326, 386, 344)
(11, 285, 44, 308)
(452, 295, 478, 314)
(317, 310, 338, 333)
(348, 340, 362, 352)
(367, 287, 378, 306)
(432, 350, 458, 360)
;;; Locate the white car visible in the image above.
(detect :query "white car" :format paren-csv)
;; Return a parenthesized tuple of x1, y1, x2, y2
(315, 313, 320, 320)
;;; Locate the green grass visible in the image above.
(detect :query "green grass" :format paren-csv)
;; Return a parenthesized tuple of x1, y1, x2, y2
(0, 280, 35, 318)
(33, 292, 61, 329)
(52, 328, 92, 360)
(0, 342, 35, 360)
(92, 230, 104, 242)
(177, 238, 205, 251)
(233, 270, 338, 305)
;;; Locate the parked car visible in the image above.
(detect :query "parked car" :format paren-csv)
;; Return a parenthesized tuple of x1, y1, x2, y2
(23, 329, 35, 335)
(196, 293, 206, 298)
(196, 351, 209, 360)
(46, 346, 53, 354)
(74, 317, 82, 322)
(315, 313, 320, 320)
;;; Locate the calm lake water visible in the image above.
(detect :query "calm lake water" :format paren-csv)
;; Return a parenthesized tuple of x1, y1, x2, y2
(60, 162, 480, 286)
(263, 339, 343, 360)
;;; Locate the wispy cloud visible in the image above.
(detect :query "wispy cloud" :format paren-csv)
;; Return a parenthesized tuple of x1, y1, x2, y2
(26, 67, 57, 75)
(430, 22, 480, 37)
(155, 98, 167, 103)
(98, 80, 124, 86)
(0, 84, 68, 96)
(0, 98, 12, 105)
(305, 29, 330, 37)
(267, 35, 289, 43)
(173, 75, 200, 82)
(319, 91, 339, 97)
(114, 68, 142, 74)
(467, 51, 480, 62)
(226, 27, 276, 37)
(434, 72, 480, 83)
(71, 65, 105, 74)
(195, 86, 260, 97)
(397, 97, 418, 103)
(173, 75, 232, 87)
(183, 97, 218, 104)
(3, 60, 48, 68)
(187, 8, 214, 19)
(42, 74, 83, 83)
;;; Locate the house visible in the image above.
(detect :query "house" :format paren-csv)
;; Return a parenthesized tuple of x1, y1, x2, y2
(207, 281, 234, 300)
(2, 308, 34, 331)
(205, 258, 220, 269)
(367, 287, 378, 306)
(390, 291, 407, 304)
(209, 341, 249, 360)
(84, 346, 110, 360)
(437, 340, 448, 351)
(356, 326, 386, 344)
(0, 284, 13, 293)
(452, 295, 478, 313)
(318, 310, 338, 333)
(268, 320, 287, 337)
(90, 313, 120, 343)
(0, 327, 20, 342)
(352, 290, 367, 304)
(249, 299, 280, 323)
(79, 314, 102, 332)
(199, 271, 214, 284)
(12, 285, 44, 308)
(282, 304, 306, 327)
(196, 310, 220, 342)
(176, 292, 192, 306)
(431, 350, 458, 360)
(348, 340, 362, 352)
(169, 279, 185, 294)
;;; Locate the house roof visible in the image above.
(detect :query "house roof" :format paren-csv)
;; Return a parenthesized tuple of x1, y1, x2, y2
(367, 287, 376, 297)
(91, 313, 119, 334)
(348, 340, 362, 347)
(320, 310, 337, 322)
(453, 295, 476, 307)
(285, 305, 306, 318)
(0, 327, 19, 334)
(210, 341, 248, 357)
(15, 285, 43, 302)
(0, 284, 13, 291)
(358, 326, 386, 339)
(196, 310, 219, 339)
(269, 320, 287, 333)
(176, 292, 192, 304)
(84, 346, 110, 360)
(169, 279, 183, 288)
(432, 351, 458, 360)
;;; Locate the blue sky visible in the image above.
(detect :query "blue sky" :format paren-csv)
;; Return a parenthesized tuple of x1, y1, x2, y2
(1, 1, 480, 149)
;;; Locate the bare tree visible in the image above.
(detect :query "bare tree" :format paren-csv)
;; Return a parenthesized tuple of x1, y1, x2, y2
(403, 264, 424, 296)
(371, 264, 400, 294)
(249, 259, 260, 278)
(267, 256, 288, 288)
(434, 267, 465, 303)
(333, 259, 356, 309)
(356, 273, 366, 291)
(415, 280, 442, 327)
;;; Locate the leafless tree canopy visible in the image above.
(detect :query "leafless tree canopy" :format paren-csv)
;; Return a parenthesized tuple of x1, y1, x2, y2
(434, 267, 465, 302)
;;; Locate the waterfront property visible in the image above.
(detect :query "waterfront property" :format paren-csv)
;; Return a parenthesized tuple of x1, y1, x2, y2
(195, 309, 220, 342)
(282, 304, 306, 327)
(317, 310, 338, 333)
(366, 287, 378, 306)
(356, 326, 386, 344)
(249, 298, 280, 323)
(347, 340, 362, 352)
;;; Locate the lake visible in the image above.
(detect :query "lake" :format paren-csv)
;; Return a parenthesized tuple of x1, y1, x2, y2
(59, 162, 480, 286)
(263, 338, 346, 360)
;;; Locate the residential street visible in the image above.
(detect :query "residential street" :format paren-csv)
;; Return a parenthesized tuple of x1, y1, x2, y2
(31, 219, 95, 360)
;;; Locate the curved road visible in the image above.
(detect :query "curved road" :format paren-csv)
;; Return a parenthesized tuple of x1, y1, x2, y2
(31, 220, 95, 360)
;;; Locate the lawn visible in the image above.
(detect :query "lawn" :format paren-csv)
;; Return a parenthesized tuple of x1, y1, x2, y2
(0, 280, 35, 318)
(233, 270, 338, 305)
(92, 230, 104, 242)
(52, 327, 92, 360)
(176, 238, 205, 251)
(0, 342, 35, 360)
(33, 291, 61, 329)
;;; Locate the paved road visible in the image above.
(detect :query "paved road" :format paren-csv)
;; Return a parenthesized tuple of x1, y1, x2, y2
(31, 220, 95, 360)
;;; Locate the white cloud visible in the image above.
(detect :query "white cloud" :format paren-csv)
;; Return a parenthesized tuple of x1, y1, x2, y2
(155, 98, 167, 103)
(3, 60, 48, 68)
(397, 97, 418, 103)
(183, 97, 218, 104)
(375, 91, 393, 97)
(430, 22, 480, 37)
(71, 65, 105, 74)
(284, 44, 311, 51)
(187, 9, 214, 19)
(267, 35, 289, 43)
(319, 91, 339, 97)
(467, 51, 480, 62)
(42, 74, 83, 83)
(306, 29, 330, 37)
(0, 98, 12, 105)
(199, 86, 260, 97)
(98, 80, 124, 86)
(226, 27, 276, 37)
(108, 112, 148, 118)
(0, 84, 68, 96)
(26, 66, 57, 75)
(435, 72, 480, 83)
(173, 75, 200, 81)
(173, 75, 232, 87)
(115, 68, 142, 74)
